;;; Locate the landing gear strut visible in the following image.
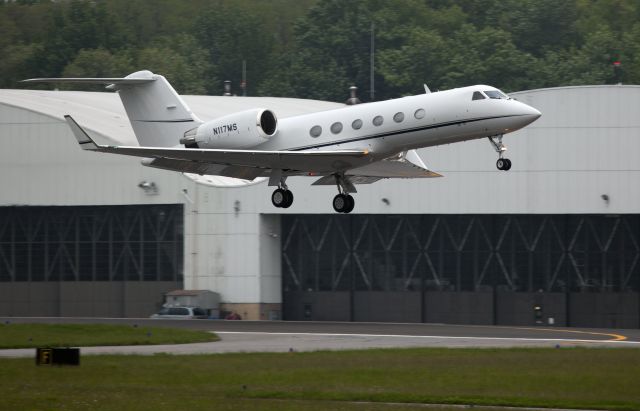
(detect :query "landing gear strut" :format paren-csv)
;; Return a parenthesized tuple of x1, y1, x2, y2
(333, 174, 355, 213)
(271, 178, 293, 208)
(488, 135, 512, 171)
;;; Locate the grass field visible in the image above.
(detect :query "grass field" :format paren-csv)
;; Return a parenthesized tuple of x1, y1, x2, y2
(1, 347, 639, 411)
(0, 323, 218, 348)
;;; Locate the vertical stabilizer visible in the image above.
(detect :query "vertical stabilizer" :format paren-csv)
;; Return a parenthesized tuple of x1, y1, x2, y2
(112, 70, 202, 147)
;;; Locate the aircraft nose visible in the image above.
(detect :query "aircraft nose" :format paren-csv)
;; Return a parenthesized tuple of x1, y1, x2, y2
(513, 101, 541, 125)
(528, 105, 542, 119)
(522, 103, 541, 120)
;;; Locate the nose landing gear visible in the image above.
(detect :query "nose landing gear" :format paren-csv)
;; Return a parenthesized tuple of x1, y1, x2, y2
(496, 158, 512, 171)
(488, 134, 512, 171)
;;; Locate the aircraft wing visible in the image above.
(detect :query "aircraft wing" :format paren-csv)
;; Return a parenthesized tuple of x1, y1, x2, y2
(312, 149, 442, 186)
(65, 115, 368, 175)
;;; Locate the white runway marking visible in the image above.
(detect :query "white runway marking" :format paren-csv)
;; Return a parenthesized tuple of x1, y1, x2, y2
(214, 331, 640, 344)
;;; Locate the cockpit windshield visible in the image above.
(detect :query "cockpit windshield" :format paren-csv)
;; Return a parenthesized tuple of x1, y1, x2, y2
(484, 90, 508, 99)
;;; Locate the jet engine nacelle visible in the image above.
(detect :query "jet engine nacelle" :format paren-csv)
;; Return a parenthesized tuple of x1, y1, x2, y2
(181, 109, 278, 149)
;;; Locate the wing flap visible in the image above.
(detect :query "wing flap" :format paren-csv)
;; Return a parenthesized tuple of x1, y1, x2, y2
(347, 150, 442, 178)
(142, 158, 266, 180)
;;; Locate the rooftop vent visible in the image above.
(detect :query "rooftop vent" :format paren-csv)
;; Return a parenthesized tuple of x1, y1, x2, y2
(345, 86, 361, 105)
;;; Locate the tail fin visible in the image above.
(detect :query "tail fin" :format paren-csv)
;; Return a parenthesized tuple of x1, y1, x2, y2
(23, 70, 202, 147)
(113, 71, 202, 147)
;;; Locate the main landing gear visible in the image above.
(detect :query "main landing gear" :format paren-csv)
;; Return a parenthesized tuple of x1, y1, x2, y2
(269, 173, 355, 213)
(271, 179, 293, 208)
(332, 174, 355, 214)
(488, 134, 512, 171)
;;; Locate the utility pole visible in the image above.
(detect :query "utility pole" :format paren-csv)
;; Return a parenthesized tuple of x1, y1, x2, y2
(370, 21, 375, 101)
(241, 60, 247, 96)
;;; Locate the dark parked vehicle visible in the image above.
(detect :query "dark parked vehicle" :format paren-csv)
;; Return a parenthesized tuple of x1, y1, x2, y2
(150, 306, 208, 319)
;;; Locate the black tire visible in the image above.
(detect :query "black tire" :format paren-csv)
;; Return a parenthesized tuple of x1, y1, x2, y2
(333, 194, 348, 213)
(343, 194, 355, 213)
(271, 188, 286, 207)
(281, 190, 294, 208)
(504, 158, 512, 171)
(496, 158, 505, 170)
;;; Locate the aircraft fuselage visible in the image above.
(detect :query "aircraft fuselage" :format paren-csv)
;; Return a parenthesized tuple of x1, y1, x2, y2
(253, 85, 540, 162)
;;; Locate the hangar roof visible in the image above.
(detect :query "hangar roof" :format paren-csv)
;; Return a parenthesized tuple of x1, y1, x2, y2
(0, 89, 343, 146)
(0, 88, 343, 187)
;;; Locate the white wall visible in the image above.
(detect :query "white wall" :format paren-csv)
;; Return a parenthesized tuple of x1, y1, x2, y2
(0, 104, 280, 305)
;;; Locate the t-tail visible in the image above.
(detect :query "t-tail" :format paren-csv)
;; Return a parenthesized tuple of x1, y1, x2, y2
(22, 70, 202, 147)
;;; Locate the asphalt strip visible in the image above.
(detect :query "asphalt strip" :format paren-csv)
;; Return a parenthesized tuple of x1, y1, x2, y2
(1, 331, 639, 358)
(214, 331, 640, 344)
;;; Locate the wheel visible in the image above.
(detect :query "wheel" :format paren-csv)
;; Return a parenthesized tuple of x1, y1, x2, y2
(281, 190, 294, 208)
(332, 194, 349, 213)
(496, 158, 505, 170)
(503, 158, 512, 171)
(271, 188, 286, 207)
(343, 194, 355, 213)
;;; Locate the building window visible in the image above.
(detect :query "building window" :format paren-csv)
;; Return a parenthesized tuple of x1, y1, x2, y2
(352, 119, 363, 130)
(393, 112, 405, 123)
(373, 115, 384, 126)
(330, 122, 343, 134)
(310, 125, 322, 138)
(0, 205, 184, 282)
(414, 108, 425, 119)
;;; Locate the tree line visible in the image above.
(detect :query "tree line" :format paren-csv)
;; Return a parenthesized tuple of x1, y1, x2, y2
(2, 0, 639, 102)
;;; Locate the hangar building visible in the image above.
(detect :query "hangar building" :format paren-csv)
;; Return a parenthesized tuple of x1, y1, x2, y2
(0, 85, 638, 327)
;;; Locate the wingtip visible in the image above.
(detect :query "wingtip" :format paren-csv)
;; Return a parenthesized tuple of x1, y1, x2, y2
(64, 115, 101, 151)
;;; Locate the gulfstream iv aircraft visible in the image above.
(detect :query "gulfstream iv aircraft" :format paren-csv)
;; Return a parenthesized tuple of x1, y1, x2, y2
(24, 70, 541, 213)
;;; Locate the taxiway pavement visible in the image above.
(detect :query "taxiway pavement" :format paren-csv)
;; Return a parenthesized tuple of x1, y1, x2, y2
(1, 317, 639, 357)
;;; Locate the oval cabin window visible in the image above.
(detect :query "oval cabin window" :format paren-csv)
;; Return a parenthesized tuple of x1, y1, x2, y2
(309, 125, 322, 138)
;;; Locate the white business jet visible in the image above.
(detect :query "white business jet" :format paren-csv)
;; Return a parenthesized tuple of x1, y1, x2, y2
(24, 70, 540, 213)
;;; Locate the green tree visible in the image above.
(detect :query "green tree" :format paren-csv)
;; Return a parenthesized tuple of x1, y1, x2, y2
(0, 44, 38, 88)
(377, 28, 448, 95)
(193, 3, 275, 95)
(134, 34, 213, 95)
(63, 48, 134, 78)
(58, 48, 134, 91)
(258, 50, 349, 101)
(620, 23, 640, 84)
(435, 25, 539, 92)
(540, 27, 621, 87)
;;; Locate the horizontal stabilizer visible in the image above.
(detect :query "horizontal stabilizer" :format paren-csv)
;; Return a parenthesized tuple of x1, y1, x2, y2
(22, 71, 155, 86)
(22, 78, 154, 85)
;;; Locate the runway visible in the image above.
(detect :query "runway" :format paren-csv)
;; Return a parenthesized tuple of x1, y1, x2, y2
(1, 317, 639, 358)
